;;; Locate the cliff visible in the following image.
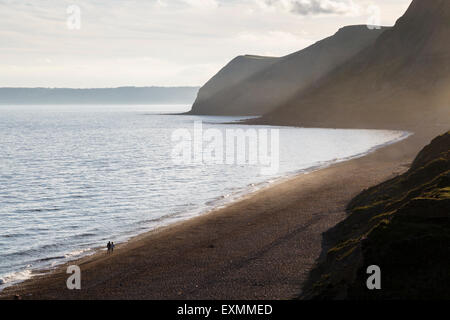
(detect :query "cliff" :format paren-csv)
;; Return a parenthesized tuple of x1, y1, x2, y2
(257, 0, 450, 129)
(189, 26, 387, 116)
(302, 131, 450, 299)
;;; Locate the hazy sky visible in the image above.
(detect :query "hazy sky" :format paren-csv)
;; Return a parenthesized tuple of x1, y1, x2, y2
(0, 0, 412, 88)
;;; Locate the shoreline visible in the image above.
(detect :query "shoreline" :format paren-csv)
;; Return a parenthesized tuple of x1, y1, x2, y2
(0, 125, 444, 300)
(0, 129, 410, 292)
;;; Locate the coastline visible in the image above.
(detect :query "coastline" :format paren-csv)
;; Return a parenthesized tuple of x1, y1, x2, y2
(0, 127, 410, 291)
(0, 125, 444, 300)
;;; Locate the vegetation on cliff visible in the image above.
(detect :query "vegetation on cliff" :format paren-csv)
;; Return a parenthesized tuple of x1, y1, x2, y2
(303, 131, 450, 299)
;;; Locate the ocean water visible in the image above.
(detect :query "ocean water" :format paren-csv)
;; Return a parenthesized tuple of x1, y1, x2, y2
(0, 105, 410, 289)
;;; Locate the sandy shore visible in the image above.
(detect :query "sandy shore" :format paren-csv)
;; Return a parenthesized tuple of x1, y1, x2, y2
(0, 126, 444, 300)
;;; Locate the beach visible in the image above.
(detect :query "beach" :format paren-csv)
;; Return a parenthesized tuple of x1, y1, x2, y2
(0, 126, 444, 300)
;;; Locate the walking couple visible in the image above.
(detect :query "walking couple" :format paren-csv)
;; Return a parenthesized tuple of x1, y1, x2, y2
(106, 241, 115, 254)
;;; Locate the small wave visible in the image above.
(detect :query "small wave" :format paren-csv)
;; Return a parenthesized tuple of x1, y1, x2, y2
(205, 194, 229, 206)
(0, 269, 32, 288)
(0, 233, 27, 239)
(38, 255, 65, 262)
(14, 208, 62, 213)
(67, 232, 97, 240)
(64, 248, 92, 259)
(2, 243, 61, 259)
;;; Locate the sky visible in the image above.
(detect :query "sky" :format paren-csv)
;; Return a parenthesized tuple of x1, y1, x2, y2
(0, 0, 412, 88)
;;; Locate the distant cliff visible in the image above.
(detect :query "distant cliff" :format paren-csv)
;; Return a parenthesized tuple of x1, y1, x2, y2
(302, 131, 450, 299)
(0, 87, 199, 105)
(256, 0, 450, 129)
(192, 55, 277, 111)
(188, 26, 387, 116)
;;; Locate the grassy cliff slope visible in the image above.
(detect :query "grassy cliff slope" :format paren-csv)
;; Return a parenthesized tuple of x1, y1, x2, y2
(302, 131, 450, 299)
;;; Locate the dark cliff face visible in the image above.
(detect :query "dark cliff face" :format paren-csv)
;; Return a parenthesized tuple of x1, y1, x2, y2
(258, 0, 450, 129)
(302, 131, 450, 300)
(188, 26, 387, 116)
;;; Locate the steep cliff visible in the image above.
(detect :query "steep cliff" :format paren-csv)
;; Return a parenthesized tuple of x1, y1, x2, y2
(258, 0, 450, 129)
(189, 26, 387, 116)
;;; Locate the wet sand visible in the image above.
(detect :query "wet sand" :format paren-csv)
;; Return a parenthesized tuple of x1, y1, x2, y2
(0, 126, 444, 300)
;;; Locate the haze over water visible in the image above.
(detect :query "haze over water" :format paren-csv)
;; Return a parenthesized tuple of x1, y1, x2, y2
(0, 105, 408, 288)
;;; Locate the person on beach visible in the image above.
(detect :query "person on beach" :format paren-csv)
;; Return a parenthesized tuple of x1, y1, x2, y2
(107, 241, 111, 254)
(111, 242, 115, 253)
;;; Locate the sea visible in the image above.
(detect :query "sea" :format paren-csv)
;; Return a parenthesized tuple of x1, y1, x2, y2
(0, 104, 410, 289)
